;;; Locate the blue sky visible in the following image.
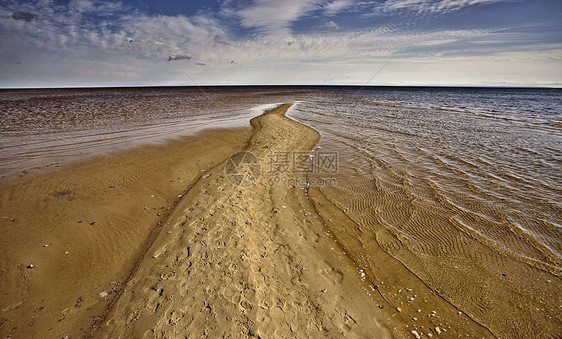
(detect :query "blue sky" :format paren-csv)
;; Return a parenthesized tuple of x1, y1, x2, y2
(0, 0, 560, 87)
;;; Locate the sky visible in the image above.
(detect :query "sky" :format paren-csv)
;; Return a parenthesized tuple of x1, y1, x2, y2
(0, 0, 561, 88)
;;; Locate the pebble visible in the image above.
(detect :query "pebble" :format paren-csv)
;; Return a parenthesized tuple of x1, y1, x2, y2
(435, 326, 442, 334)
(411, 330, 421, 339)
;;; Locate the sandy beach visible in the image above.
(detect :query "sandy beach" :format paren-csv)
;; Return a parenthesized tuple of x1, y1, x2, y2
(2, 104, 400, 338)
(1, 101, 559, 338)
(1, 104, 413, 338)
(91, 104, 401, 338)
(2, 0, 560, 335)
(0, 126, 252, 338)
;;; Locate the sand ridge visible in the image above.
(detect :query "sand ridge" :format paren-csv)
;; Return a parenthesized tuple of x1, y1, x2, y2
(0, 128, 252, 338)
(92, 104, 394, 338)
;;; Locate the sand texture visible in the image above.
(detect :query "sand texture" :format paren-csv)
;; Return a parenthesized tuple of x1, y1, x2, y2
(2, 103, 504, 339)
(91, 104, 395, 338)
(0, 128, 252, 338)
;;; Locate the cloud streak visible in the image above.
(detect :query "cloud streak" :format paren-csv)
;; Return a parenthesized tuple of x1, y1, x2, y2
(226, 0, 325, 33)
(374, 0, 511, 14)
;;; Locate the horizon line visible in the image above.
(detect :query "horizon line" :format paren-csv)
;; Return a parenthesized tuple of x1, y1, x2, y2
(1, 84, 561, 90)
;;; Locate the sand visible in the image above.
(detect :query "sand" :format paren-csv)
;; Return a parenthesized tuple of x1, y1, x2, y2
(1, 104, 496, 338)
(90, 104, 399, 338)
(0, 127, 251, 338)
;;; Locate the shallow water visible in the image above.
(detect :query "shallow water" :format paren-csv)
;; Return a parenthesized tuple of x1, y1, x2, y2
(1, 86, 561, 337)
(288, 87, 562, 337)
(0, 88, 286, 176)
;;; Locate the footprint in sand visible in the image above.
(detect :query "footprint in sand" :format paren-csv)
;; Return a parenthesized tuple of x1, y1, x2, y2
(318, 260, 344, 284)
(168, 309, 185, 325)
(265, 306, 285, 336)
(240, 299, 252, 310)
(219, 275, 239, 302)
(126, 309, 142, 323)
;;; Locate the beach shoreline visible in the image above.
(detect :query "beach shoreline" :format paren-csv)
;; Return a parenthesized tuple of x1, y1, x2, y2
(2, 102, 547, 338)
(89, 103, 401, 338)
(0, 126, 252, 338)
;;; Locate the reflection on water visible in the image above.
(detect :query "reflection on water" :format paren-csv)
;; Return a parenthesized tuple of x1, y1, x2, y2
(0, 88, 294, 177)
(289, 87, 562, 338)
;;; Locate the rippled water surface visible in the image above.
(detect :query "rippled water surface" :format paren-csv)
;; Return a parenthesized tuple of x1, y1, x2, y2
(288, 87, 562, 337)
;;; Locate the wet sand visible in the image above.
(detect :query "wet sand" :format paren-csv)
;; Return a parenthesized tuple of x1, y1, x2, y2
(0, 127, 252, 338)
(2, 104, 501, 338)
(291, 92, 562, 338)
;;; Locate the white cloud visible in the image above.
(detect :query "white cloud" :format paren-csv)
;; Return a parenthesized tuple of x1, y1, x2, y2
(376, 0, 510, 14)
(225, 0, 325, 33)
(320, 21, 340, 30)
(68, 0, 96, 13)
(324, 0, 354, 15)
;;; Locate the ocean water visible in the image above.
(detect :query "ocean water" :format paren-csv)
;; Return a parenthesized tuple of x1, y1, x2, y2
(1, 86, 561, 336)
(288, 87, 562, 337)
(0, 87, 285, 176)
